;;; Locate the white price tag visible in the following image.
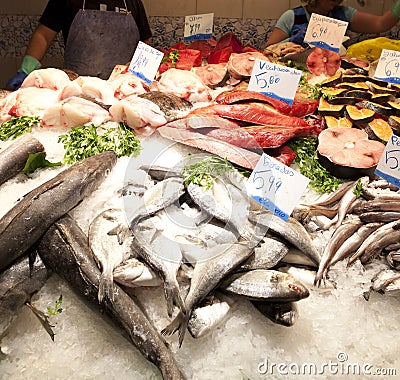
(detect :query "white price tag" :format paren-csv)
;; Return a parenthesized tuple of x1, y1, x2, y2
(184, 13, 214, 42)
(245, 154, 310, 221)
(375, 133, 400, 188)
(304, 13, 348, 53)
(373, 49, 400, 85)
(248, 59, 302, 106)
(128, 42, 164, 85)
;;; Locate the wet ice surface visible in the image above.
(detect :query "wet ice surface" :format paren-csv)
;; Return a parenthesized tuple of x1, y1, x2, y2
(1, 128, 400, 379)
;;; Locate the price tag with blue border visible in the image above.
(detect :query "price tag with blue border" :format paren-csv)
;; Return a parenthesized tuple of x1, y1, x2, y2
(245, 154, 310, 221)
(375, 133, 400, 188)
(128, 42, 164, 86)
(374, 49, 400, 85)
(304, 13, 348, 53)
(248, 59, 302, 106)
(184, 13, 214, 42)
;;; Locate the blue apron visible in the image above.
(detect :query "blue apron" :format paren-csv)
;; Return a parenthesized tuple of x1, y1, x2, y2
(64, 0, 140, 79)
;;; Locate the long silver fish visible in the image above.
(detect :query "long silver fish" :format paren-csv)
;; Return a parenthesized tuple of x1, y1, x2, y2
(0, 151, 117, 272)
(220, 269, 310, 302)
(0, 253, 50, 345)
(162, 242, 254, 346)
(37, 215, 186, 380)
(0, 134, 45, 186)
(88, 208, 131, 303)
(132, 217, 185, 317)
(359, 212, 400, 223)
(251, 301, 299, 327)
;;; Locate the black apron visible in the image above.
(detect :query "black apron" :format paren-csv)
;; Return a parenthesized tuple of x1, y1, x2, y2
(64, 0, 140, 79)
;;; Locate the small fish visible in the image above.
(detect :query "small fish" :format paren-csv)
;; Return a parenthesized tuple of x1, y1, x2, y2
(371, 269, 400, 292)
(387, 250, 400, 271)
(252, 301, 298, 327)
(113, 257, 162, 287)
(352, 199, 400, 214)
(89, 208, 130, 303)
(220, 269, 310, 302)
(359, 212, 400, 224)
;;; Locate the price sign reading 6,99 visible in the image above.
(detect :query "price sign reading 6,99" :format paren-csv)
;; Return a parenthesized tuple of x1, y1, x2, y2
(248, 59, 302, 106)
(245, 154, 310, 221)
(375, 133, 400, 188)
(374, 49, 400, 85)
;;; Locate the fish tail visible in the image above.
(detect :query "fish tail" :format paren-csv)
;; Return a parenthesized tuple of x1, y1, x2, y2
(161, 311, 183, 337)
(178, 312, 191, 348)
(98, 269, 115, 303)
(164, 282, 186, 318)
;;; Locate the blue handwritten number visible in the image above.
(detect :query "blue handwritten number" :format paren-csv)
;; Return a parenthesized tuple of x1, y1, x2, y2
(255, 73, 280, 89)
(385, 59, 400, 77)
(385, 149, 400, 170)
(312, 24, 327, 39)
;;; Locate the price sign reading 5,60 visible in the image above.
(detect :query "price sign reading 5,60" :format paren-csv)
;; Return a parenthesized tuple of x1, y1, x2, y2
(376, 134, 400, 188)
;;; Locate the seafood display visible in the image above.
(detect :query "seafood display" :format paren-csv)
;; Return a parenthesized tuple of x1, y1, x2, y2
(0, 31, 400, 379)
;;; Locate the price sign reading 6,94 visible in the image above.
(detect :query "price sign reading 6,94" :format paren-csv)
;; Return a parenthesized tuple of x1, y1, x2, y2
(375, 133, 400, 188)
(245, 153, 310, 221)
(374, 49, 400, 85)
(248, 59, 302, 106)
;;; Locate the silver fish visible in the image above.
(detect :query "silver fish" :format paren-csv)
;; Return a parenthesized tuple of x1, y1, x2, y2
(89, 208, 130, 303)
(132, 217, 185, 317)
(352, 199, 400, 214)
(0, 134, 45, 186)
(162, 242, 254, 346)
(0, 151, 117, 272)
(37, 215, 186, 380)
(315, 218, 363, 286)
(221, 269, 310, 302)
(113, 257, 162, 287)
(139, 164, 182, 182)
(252, 301, 298, 327)
(359, 212, 400, 223)
(280, 249, 318, 268)
(371, 269, 400, 292)
(0, 253, 50, 345)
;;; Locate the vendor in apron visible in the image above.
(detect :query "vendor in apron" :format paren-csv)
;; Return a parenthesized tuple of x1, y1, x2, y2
(6, 0, 152, 89)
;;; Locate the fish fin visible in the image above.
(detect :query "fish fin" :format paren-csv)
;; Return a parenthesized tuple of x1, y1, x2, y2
(177, 312, 191, 348)
(108, 224, 131, 245)
(163, 281, 186, 317)
(161, 311, 183, 337)
(25, 301, 55, 342)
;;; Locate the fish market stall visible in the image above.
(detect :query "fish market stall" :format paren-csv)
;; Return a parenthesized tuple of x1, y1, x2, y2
(1, 33, 400, 380)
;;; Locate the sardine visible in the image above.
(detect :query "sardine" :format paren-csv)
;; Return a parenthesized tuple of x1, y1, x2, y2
(315, 218, 363, 285)
(113, 257, 162, 287)
(0, 134, 45, 186)
(0, 253, 50, 344)
(251, 301, 298, 327)
(162, 242, 254, 346)
(88, 208, 131, 302)
(220, 269, 309, 302)
(132, 217, 185, 317)
(37, 215, 186, 380)
(0, 151, 117, 272)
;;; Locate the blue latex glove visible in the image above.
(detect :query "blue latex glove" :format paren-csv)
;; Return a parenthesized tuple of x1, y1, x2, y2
(289, 27, 307, 45)
(6, 71, 27, 91)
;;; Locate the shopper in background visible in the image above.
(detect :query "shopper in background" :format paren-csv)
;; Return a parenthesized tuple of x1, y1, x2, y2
(265, 0, 400, 47)
(6, 0, 152, 90)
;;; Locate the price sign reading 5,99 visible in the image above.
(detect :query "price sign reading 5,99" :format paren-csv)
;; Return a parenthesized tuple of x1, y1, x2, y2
(248, 59, 302, 106)
(246, 154, 310, 221)
(375, 133, 400, 188)
(374, 49, 400, 85)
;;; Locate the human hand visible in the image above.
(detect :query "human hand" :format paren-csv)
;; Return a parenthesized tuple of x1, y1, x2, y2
(6, 71, 27, 90)
(289, 27, 307, 45)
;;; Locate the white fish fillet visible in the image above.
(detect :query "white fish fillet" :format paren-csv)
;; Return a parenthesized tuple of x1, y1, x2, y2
(109, 72, 149, 100)
(21, 68, 71, 90)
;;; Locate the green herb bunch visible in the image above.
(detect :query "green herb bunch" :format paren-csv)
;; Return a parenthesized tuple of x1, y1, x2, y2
(58, 122, 142, 164)
(0, 116, 41, 140)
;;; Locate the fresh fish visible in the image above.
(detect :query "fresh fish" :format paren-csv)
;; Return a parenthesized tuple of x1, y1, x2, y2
(188, 293, 233, 339)
(0, 253, 50, 344)
(352, 199, 400, 214)
(0, 151, 117, 272)
(118, 169, 154, 197)
(292, 204, 339, 223)
(329, 222, 384, 267)
(139, 164, 182, 181)
(384, 277, 400, 293)
(251, 301, 298, 327)
(368, 179, 399, 191)
(128, 176, 185, 227)
(315, 218, 363, 286)
(387, 250, 400, 271)
(359, 212, 400, 223)
(238, 235, 289, 271)
(279, 265, 335, 290)
(162, 242, 254, 346)
(280, 249, 318, 268)
(139, 91, 192, 121)
(348, 220, 400, 265)
(132, 217, 185, 317)
(220, 269, 309, 302)
(37, 215, 186, 380)
(0, 134, 45, 186)
(113, 257, 162, 287)
(89, 208, 131, 302)
(250, 210, 321, 266)
(370, 269, 400, 292)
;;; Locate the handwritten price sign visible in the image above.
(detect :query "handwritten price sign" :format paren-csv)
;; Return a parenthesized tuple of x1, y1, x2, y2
(248, 59, 302, 105)
(304, 13, 348, 53)
(128, 42, 164, 85)
(245, 154, 310, 221)
(374, 49, 400, 85)
(375, 134, 400, 188)
(184, 13, 213, 42)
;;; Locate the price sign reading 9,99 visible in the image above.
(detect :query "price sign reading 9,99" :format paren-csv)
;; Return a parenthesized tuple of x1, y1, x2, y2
(248, 59, 302, 106)
(184, 13, 214, 42)
(375, 134, 400, 188)
(374, 49, 400, 85)
(245, 154, 310, 221)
